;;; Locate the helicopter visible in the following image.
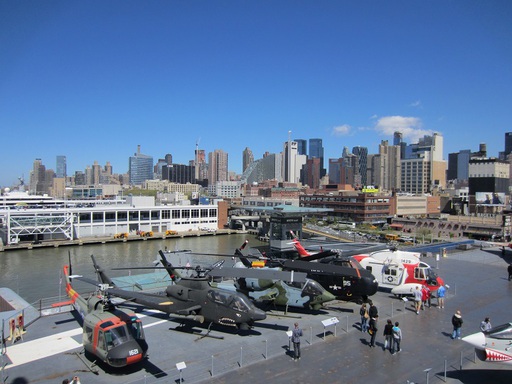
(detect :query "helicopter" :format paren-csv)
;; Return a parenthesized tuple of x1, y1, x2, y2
(226, 239, 379, 303)
(63, 257, 148, 368)
(91, 253, 267, 335)
(209, 241, 336, 310)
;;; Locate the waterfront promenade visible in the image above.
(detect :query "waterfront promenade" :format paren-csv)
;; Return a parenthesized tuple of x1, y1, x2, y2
(2, 243, 511, 383)
(0, 228, 238, 252)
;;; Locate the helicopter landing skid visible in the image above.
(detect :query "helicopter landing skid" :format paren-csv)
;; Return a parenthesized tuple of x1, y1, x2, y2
(74, 349, 99, 375)
(194, 322, 224, 341)
(173, 322, 225, 340)
(266, 310, 302, 319)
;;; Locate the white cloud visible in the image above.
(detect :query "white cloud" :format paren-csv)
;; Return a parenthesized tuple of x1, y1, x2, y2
(374, 116, 434, 143)
(332, 124, 351, 136)
(410, 100, 422, 108)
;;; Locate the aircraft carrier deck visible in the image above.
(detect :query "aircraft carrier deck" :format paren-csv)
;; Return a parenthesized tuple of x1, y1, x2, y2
(2, 244, 511, 384)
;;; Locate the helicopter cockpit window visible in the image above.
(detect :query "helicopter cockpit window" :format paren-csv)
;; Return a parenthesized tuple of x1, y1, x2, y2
(287, 281, 303, 289)
(104, 325, 129, 350)
(425, 268, 438, 284)
(229, 296, 250, 312)
(84, 326, 93, 344)
(129, 321, 145, 339)
(98, 331, 106, 351)
(486, 323, 512, 339)
(414, 267, 426, 280)
(303, 280, 322, 295)
(208, 290, 230, 305)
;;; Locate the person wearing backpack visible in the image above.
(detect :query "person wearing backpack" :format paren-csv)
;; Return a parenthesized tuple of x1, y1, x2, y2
(391, 321, 402, 355)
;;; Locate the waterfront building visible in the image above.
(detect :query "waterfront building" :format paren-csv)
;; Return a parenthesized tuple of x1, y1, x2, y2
(0, 192, 218, 246)
(300, 191, 392, 224)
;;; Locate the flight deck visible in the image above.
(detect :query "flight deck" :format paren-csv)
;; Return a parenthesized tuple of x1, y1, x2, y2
(2, 244, 511, 384)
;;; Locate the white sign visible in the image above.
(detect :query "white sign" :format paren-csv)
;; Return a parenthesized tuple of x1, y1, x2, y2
(321, 317, 339, 327)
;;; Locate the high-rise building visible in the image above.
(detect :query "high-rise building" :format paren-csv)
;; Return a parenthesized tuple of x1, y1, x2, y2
(447, 150, 471, 181)
(242, 147, 254, 172)
(208, 149, 228, 184)
(241, 153, 282, 184)
(162, 164, 195, 184)
(283, 136, 298, 183)
(29, 158, 46, 195)
(505, 132, 512, 158)
(303, 157, 321, 189)
(328, 158, 342, 184)
(92, 161, 101, 185)
(401, 133, 446, 193)
(129, 145, 154, 186)
(56, 155, 66, 179)
(468, 158, 509, 196)
(375, 140, 401, 192)
(295, 139, 307, 156)
(393, 131, 403, 146)
(352, 146, 368, 186)
(309, 138, 325, 177)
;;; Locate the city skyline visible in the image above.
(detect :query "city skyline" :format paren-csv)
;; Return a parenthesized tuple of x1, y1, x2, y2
(1, 1, 511, 187)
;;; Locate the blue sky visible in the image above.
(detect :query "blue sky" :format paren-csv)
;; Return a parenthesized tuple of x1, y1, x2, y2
(1, 1, 511, 187)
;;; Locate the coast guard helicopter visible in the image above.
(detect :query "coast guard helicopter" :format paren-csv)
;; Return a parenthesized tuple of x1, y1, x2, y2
(62, 259, 148, 368)
(91, 254, 267, 335)
(462, 323, 512, 365)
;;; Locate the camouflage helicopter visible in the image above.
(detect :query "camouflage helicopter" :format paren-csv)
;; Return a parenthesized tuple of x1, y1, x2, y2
(63, 257, 148, 368)
(207, 241, 336, 311)
(91, 253, 267, 336)
(209, 239, 379, 304)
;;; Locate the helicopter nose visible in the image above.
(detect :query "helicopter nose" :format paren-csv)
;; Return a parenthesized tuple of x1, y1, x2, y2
(252, 307, 267, 321)
(322, 291, 336, 303)
(462, 332, 486, 349)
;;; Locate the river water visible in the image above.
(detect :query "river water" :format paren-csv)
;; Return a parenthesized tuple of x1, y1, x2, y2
(0, 234, 266, 303)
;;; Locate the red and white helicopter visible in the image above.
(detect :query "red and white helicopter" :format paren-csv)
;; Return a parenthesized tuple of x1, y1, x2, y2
(351, 248, 445, 297)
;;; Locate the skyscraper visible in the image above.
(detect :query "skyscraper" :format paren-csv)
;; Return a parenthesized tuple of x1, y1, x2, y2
(243, 147, 254, 172)
(208, 149, 228, 183)
(56, 155, 66, 179)
(505, 132, 512, 158)
(129, 145, 154, 186)
(283, 138, 299, 183)
(309, 138, 325, 178)
(352, 146, 368, 186)
(295, 139, 307, 156)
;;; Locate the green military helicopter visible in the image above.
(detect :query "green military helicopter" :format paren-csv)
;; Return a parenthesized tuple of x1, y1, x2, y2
(208, 241, 336, 311)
